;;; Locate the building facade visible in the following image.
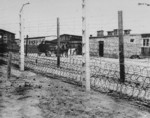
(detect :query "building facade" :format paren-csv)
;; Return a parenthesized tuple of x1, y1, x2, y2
(90, 29, 150, 58)
(17, 34, 82, 54)
(24, 36, 45, 45)
(22, 34, 82, 47)
(48, 34, 82, 49)
(0, 29, 16, 53)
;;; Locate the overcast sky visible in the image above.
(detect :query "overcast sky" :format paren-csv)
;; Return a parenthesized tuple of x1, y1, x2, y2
(0, 0, 150, 38)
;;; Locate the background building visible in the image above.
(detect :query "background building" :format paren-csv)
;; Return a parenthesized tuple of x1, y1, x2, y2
(19, 34, 82, 54)
(0, 29, 16, 53)
(48, 34, 82, 48)
(90, 29, 150, 58)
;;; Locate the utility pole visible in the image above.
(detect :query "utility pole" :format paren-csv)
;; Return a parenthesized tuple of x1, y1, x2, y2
(82, 0, 90, 91)
(19, 2, 29, 71)
(118, 11, 125, 83)
(25, 35, 28, 57)
(57, 17, 60, 67)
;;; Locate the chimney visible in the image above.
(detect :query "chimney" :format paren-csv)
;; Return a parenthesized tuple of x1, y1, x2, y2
(107, 31, 114, 36)
(124, 29, 131, 35)
(97, 30, 104, 37)
(113, 29, 119, 36)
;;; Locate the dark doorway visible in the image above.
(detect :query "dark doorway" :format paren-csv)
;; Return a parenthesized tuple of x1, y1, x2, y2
(141, 47, 150, 57)
(99, 41, 104, 57)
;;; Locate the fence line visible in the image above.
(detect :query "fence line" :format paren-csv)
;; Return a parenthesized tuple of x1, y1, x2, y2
(1, 52, 150, 103)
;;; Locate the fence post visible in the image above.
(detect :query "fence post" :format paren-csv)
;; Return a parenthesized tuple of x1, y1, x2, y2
(82, 0, 90, 91)
(118, 11, 125, 83)
(57, 17, 60, 68)
(20, 9, 24, 71)
(25, 35, 28, 57)
(7, 51, 12, 79)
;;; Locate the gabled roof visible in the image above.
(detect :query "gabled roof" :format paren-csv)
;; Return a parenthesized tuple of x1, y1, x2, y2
(0, 29, 15, 35)
(24, 36, 45, 39)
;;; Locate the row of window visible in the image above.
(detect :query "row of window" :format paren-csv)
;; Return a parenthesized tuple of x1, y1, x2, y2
(22, 38, 150, 47)
(129, 38, 150, 47)
(24, 40, 43, 45)
(0, 34, 8, 43)
(130, 38, 150, 47)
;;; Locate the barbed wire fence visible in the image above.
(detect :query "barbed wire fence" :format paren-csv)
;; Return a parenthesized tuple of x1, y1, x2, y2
(89, 12, 150, 107)
(0, 11, 150, 109)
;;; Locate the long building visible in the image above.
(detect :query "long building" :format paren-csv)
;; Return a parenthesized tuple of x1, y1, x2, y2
(14, 34, 82, 54)
(47, 34, 82, 48)
(19, 34, 82, 48)
(90, 29, 150, 58)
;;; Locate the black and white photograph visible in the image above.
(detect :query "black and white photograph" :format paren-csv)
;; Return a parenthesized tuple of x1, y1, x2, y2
(0, 0, 150, 117)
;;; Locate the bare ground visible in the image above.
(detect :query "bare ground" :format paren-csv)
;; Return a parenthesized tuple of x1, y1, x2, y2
(0, 65, 150, 118)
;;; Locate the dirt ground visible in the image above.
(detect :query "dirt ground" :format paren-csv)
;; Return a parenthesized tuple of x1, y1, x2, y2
(0, 65, 150, 118)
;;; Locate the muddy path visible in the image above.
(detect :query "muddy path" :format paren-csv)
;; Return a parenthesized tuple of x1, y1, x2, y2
(0, 78, 43, 118)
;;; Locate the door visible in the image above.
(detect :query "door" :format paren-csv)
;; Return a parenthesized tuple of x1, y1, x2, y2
(99, 41, 104, 57)
(141, 47, 150, 56)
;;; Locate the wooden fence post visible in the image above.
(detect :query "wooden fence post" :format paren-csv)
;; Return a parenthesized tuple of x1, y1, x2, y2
(118, 11, 125, 83)
(7, 52, 12, 79)
(57, 17, 60, 68)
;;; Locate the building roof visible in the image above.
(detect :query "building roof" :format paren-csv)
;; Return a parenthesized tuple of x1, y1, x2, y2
(90, 33, 142, 39)
(0, 29, 15, 35)
(15, 34, 82, 42)
(141, 33, 150, 38)
(47, 34, 82, 43)
(61, 34, 82, 37)
(24, 36, 45, 40)
(45, 36, 57, 41)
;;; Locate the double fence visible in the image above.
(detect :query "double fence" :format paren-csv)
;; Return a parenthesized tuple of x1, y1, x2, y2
(1, 52, 150, 106)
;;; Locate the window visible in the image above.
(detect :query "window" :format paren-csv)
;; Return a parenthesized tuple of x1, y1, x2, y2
(143, 39, 149, 46)
(3, 35, 7, 43)
(32, 41, 35, 45)
(130, 39, 134, 42)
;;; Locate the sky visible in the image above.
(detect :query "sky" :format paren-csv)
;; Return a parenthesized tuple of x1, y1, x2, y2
(0, 0, 150, 38)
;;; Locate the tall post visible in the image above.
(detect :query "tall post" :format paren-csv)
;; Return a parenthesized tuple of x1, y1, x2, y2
(20, 10, 24, 71)
(7, 52, 12, 79)
(25, 35, 28, 57)
(57, 17, 60, 67)
(82, 0, 90, 91)
(118, 11, 125, 83)
(19, 2, 29, 71)
(7, 36, 12, 79)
